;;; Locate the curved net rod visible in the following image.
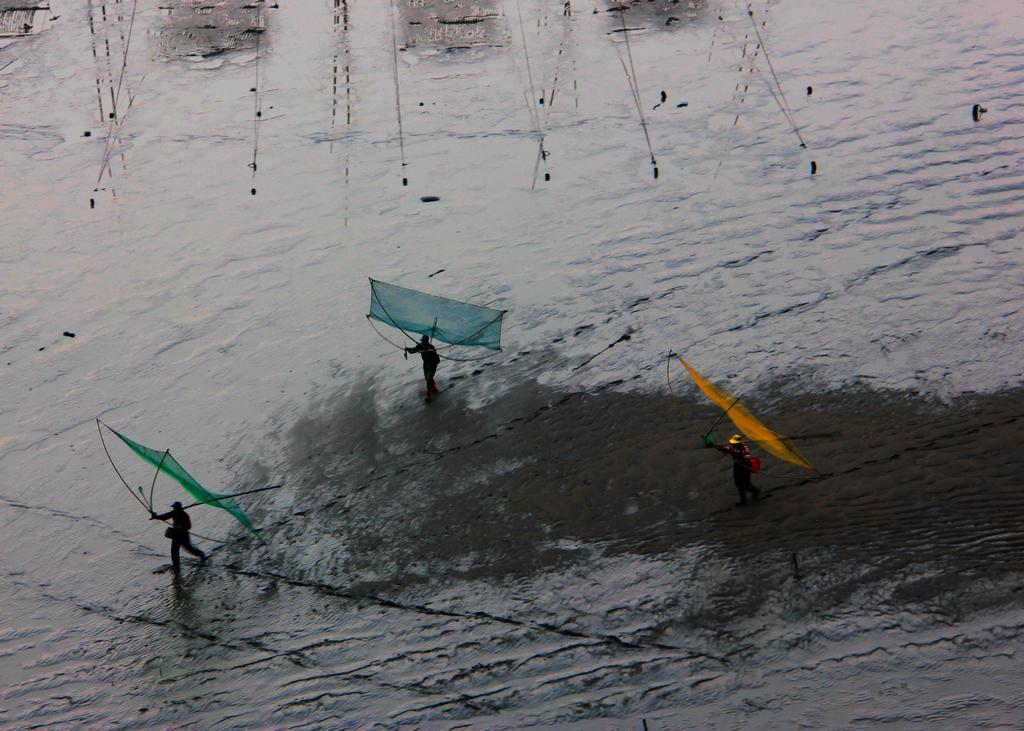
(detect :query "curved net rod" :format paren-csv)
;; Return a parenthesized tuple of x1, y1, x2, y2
(369, 284, 421, 345)
(435, 312, 506, 351)
(97, 420, 235, 544)
(98, 422, 259, 534)
(368, 314, 500, 364)
(367, 278, 505, 351)
(97, 419, 152, 513)
(666, 355, 833, 484)
(367, 314, 414, 352)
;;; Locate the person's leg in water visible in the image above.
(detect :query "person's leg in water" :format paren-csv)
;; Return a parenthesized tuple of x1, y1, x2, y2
(423, 362, 438, 398)
(732, 463, 747, 505)
(181, 534, 207, 563)
(422, 364, 432, 400)
(734, 463, 759, 504)
(170, 534, 182, 573)
(747, 471, 760, 501)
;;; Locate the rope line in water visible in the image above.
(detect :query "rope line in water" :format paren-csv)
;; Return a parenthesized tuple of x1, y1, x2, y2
(514, 0, 542, 132)
(182, 484, 283, 510)
(388, 0, 407, 180)
(95, 0, 140, 186)
(732, 36, 760, 126)
(111, 0, 138, 113)
(540, 5, 577, 127)
(511, 0, 550, 188)
(250, 2, 263, 181)
(707, 14, 722, 63)
(615, 9, 657, 175)
(105, 0, 139, 173)
(745, 3, 806, 147)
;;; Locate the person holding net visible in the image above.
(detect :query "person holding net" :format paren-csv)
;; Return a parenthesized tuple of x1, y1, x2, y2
(406, 335, 441, 400)
(705, 433, 761, 506)
(367, 280, 507, 401)
(150, 501, 206, 572)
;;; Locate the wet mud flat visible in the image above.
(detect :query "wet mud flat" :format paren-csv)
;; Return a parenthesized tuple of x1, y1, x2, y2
(267, 377, 1024, 593)
(9, 379, 1022, 729)
(1, 0, 1023, 726)
(156, 0, 270, 59)
(0, 0, 50, 38)
(399, 0, 505, 52)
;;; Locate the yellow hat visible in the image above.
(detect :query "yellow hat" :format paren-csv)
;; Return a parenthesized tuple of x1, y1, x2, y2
(728, 434, 744, 444)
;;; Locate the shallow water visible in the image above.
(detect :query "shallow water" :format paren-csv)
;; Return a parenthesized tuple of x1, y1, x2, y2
(1, 0, 1023, 727)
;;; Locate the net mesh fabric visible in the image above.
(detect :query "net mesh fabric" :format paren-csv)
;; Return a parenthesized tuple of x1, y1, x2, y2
(109, 427, 258, 533)
(368, 279, 505, 351)
(679, 357, 814, 471)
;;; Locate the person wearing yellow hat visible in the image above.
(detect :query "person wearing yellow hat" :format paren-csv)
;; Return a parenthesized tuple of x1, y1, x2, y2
(704, 433, 761, 505)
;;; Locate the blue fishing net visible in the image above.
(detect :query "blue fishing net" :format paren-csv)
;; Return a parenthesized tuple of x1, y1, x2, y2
(368, 279, 505, 350)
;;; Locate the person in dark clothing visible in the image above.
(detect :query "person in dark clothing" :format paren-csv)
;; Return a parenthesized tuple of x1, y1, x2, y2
(150, 501, 206, 572)
(705, 433, 761, 505)
(405, 334, 440, 400)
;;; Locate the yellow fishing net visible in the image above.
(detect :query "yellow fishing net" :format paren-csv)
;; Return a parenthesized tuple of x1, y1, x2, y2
(679, 357, 814, 471)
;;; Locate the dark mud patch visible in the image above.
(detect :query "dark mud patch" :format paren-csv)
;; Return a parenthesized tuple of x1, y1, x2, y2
(156, 0, 271, 60)
(400, 0, 505, 52)
(602, 0, 709, 32)
(241, 377, 1024, 608)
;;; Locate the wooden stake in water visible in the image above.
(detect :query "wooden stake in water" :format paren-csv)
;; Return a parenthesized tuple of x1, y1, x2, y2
(616, 8, 658, 178)
(388, 0, 408, 185)
(746, 4, 807, 148)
